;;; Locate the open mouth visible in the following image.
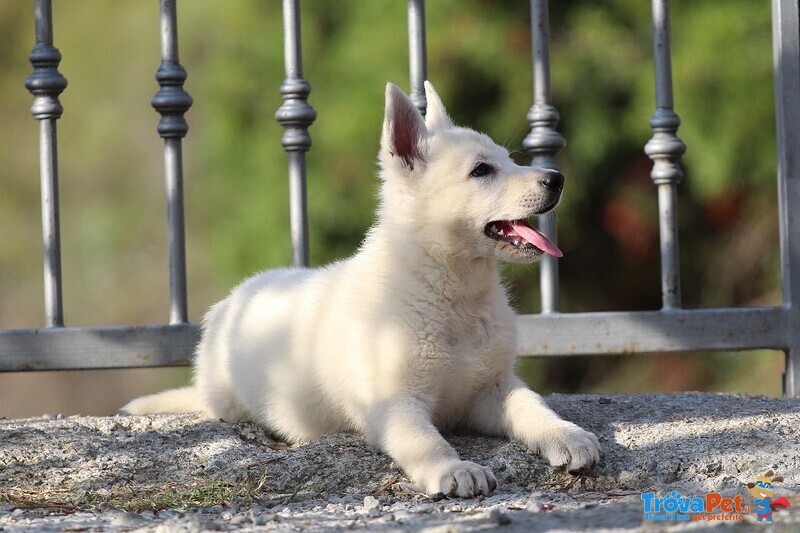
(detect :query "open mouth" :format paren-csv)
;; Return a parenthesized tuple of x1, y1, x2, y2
(484, 219, 563, 258)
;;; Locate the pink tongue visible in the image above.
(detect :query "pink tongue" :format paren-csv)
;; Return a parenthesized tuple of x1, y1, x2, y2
(509, 220, 563, 258)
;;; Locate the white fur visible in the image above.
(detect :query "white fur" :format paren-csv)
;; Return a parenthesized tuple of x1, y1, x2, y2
(123, 82, 600, 498)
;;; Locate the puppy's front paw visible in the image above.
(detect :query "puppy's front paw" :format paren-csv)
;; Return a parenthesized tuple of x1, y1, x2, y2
(530, 422, 600, 472)
(419, 459, 498, 499)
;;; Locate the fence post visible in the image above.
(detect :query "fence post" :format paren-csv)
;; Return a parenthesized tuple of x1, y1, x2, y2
(407, 0, 428, 115)
(524, 0, 564, 314)
(276, 0, 316, 268)
(152, 0, 192, 325)
(26, 0, 67, 328)
(644, 0, 686, 311)
(772, 0, 800, 397)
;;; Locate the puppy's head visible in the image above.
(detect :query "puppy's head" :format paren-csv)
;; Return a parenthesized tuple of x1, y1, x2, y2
(378, 81, 563, 263)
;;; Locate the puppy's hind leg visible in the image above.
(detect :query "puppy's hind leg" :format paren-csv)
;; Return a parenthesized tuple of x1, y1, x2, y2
(364, 396, 497, 499)
(464, 377, 600, 472)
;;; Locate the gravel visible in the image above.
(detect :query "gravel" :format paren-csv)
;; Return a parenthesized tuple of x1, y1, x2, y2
(1, 392, 799, 531)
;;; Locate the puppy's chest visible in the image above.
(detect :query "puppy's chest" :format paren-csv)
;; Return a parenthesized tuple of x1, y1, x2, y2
(443, 311, 501, 353)
(411, 300, 514, 371)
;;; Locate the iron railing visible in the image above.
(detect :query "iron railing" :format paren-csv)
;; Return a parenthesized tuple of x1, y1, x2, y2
(1, 0, 798, 397)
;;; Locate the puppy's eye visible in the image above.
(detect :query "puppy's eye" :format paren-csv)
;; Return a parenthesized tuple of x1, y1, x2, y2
(470, 162, 494, 178)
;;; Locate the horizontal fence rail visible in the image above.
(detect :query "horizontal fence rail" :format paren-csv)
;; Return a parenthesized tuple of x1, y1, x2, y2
(2, 0, 799, 397)
(516, 307, 787, 356)
(0, 325, 199, 371)
(0, 307, 785, 371)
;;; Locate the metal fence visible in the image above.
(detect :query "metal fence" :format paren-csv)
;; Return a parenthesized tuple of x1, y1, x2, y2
(2, 0, 798, 397)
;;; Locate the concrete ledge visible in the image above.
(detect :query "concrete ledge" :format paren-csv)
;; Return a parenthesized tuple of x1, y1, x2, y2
(1, 393, 799, 531)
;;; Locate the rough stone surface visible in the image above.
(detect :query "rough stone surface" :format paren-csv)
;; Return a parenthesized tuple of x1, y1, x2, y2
(1, 393, 799, 531)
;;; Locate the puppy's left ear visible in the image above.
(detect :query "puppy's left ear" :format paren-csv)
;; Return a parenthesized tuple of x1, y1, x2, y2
(381, 83, 427, 173)
(424, 81, 453, 131)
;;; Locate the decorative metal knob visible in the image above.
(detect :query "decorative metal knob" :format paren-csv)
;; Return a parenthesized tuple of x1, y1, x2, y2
(523, 103, 566, 159)
(152, 61, 192, 139)
(275, 78, 316, 152)
(25, 20, 67, 119)
(645, 108, 686, 185)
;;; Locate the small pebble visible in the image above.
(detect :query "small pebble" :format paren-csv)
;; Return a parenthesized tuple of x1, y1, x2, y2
(489, 508, 512, 526)
(231, 514, 250, 524)
(110, 511, 147, 528)
(363, 495, 380, 510)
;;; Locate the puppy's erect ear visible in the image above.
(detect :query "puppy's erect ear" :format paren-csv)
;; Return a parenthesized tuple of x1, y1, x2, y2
(381, 83, 427, 172)
(424, 81, 453, 131)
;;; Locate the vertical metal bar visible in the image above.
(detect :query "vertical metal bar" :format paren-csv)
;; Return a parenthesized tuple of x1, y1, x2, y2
(523, 0, 565, 314)
(276, 0, 316, 267)
(26, 0, 67, 328)
(772, 0, 800, 396)
(152, 0, 192, 324)
(287, 151, 308, 265)
(644, 0, 686, 310)
(407, 0, 428, 115)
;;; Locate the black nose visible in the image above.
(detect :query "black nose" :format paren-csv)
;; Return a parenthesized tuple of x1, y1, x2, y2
(539, 169, 564, 192)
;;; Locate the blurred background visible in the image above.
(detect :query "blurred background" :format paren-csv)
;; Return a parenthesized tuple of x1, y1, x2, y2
(0, 0, 784, 418)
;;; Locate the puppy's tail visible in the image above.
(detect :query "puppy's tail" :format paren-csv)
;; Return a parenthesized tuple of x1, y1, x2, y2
(121, 386, 204, 415)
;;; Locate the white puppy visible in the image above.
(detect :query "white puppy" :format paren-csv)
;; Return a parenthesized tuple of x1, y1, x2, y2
(123, 82, 600, 498)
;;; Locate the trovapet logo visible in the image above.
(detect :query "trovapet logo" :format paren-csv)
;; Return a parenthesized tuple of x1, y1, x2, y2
(642, 470, 792, 523)
(641, 491, 747, 522)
